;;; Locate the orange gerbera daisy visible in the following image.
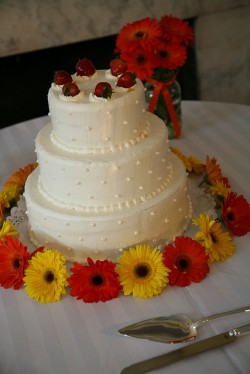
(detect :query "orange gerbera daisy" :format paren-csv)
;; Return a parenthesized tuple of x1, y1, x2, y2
(0, 235, 30, 290)
(204, 156, 230, 187)
(153, 41, 187, 70)
(120, 47, 155, 80)
(160, 15, 194, 46)
(4, 163, 37, 193)
(69, 257, 122, 303)
(116, 17, 163, 53)
(222, 191, 250, 236)
(163, 236, 209, 287)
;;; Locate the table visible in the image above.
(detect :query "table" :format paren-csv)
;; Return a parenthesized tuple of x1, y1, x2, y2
(0, 101, 250, 374)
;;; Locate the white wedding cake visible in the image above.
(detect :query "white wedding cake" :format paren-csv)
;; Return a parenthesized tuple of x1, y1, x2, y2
(24, 60, 192, 263)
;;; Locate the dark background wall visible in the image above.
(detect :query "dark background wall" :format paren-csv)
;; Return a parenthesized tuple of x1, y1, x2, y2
(0, 31, 197, 129)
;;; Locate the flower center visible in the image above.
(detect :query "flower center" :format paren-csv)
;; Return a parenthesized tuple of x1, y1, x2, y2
(137, 55, 146, 64)
(135, 31, 147, 39)
(159, 50, 168, 58)
(44, 270, 55, 284)
(227, 211, 234, 221)
(210, 232, 217, 243)
(176, 256, 190, 272)
(134, 263, 151, 279)
(92, 274, 104, 286)
(12, 257, 20, 269)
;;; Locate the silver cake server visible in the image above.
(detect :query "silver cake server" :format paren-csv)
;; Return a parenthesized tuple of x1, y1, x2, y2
(118, 305, 250, 343)
(121, 323, 250, 374)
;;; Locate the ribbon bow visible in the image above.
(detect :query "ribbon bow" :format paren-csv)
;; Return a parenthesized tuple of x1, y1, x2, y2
(146, 77, 181, 139)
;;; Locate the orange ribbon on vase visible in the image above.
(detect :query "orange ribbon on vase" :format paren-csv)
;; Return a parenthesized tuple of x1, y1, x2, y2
(146, 77, 181, 139)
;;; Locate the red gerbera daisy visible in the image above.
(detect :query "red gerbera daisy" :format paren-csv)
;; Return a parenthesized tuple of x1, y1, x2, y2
(221, 191, 250, 236)
(0, 235, 30, 290)
(160, 15, 194, 46)
(69, 257, 122, 303)
(163, 236, 209, 287)
(153, 41, 187, 70)
(120, 47, 155, 80)
(116, 17, 163, 54)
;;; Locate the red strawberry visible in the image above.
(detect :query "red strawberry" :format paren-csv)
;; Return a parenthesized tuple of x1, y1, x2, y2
(75, 58, 96, 76)
(110, 59, 127, 76)
(62, 82, 80, 97)
(94, 82, 113, 99)
(117, 72, 137, 88)
(54, 70, 72, 85)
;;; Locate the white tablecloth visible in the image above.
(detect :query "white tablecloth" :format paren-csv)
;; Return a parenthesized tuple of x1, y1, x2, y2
(0, 101, 250, 374)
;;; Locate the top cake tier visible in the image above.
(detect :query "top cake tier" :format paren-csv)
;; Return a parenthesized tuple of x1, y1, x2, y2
(48, 70, 150, 154)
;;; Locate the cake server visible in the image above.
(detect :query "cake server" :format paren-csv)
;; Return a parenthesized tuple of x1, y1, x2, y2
(118, 305, 250, 343)
(120, 323, 250, 374)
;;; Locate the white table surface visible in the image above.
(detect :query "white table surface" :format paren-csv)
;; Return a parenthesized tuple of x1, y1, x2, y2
(0, 101, 250, 374)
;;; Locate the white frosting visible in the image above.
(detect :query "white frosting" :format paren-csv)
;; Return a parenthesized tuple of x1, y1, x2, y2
(35, 114, 171, 210)
(48, 70, 146, 152)
(25, 69, 192, 263)
(59, 90, 85, 102)
(88, 92, 108, 102)
(25, 154, 191, 263)
(105, 69, 118, 80)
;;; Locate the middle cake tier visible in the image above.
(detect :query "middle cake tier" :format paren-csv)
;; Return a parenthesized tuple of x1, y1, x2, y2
(35, 113, 172, 211)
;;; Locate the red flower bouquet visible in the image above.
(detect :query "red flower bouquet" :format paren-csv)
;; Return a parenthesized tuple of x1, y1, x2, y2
(115, 15, 194, 139)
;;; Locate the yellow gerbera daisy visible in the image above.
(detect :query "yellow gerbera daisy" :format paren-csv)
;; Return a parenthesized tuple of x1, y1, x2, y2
(116, 244, 170, 298)
(0, 221, 18, 240)
(209, 180, 229, 199)
(170, 147, 192, 171)
(1, 184, 20, 207)
(193, 213, 235, 262)
(170, 147, 204, 174)
(188, 155, 204, 175)
(24, 249, 69, 303)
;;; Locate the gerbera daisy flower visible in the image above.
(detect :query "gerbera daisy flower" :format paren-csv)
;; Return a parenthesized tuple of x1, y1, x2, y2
(221, 191, 250, 236)
(4, 163, 37, 193)
(0, 235, 30, 290)
(204, 156, 230, 187)
(153, 41, 187, 70)
(69, 257, 121, 303)
(116, 244, 170, 298)
(24, 249, 69, 303)
(120, 47, 155, 80)
(0, 220, 18, 240)
(160, 15, 194, 46)
(209, 179, 229, 200)
(188, 155, 204, 175)
(170, 147, 193, 172)
(1, 184, 19, 208)
(193, 213, 236, 262)
(163, 236, 209, 287)
(116, 17, 163, 53)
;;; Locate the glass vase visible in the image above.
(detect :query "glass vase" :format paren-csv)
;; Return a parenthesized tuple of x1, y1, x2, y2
(144, 80, 182, 139)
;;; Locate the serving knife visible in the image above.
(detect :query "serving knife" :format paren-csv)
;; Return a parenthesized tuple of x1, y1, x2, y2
(120, 323, 250, 374)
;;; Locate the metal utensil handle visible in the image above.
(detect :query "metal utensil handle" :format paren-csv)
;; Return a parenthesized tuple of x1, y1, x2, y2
(194, 306, 250, 328)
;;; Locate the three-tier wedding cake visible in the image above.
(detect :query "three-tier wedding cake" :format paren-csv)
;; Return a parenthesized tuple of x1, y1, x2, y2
(24, 59, 192, 263)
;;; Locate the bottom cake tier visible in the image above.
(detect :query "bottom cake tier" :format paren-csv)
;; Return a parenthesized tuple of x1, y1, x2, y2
(24, 153, 192, 263)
